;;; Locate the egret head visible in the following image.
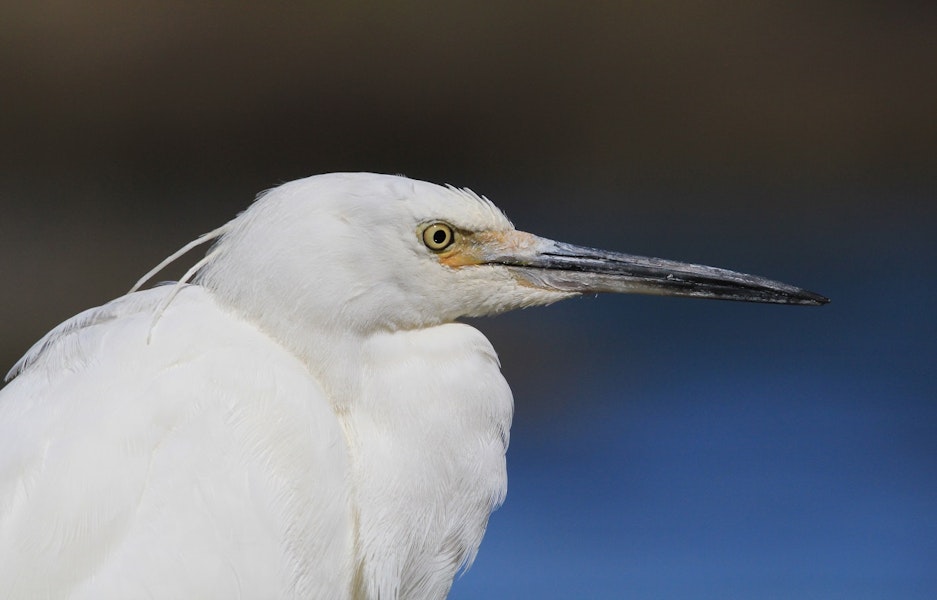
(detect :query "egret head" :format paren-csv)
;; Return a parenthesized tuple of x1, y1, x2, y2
(196, 173, 827, 341)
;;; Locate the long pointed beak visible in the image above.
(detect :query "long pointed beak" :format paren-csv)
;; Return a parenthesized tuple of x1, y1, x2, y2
(483, 233, 828, 306)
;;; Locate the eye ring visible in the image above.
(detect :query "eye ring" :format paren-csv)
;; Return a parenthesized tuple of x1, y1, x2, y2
(422, 223, 456, 252)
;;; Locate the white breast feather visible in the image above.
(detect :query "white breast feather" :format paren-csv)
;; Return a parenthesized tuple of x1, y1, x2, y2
(346, 323, 512, 600)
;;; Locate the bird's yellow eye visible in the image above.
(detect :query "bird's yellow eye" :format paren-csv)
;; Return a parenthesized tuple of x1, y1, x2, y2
(422, 223, 455, 252)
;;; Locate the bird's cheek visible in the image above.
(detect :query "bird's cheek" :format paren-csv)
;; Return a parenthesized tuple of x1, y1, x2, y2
(438, 250, 483, 268)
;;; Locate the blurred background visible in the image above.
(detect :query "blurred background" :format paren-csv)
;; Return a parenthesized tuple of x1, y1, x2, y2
(1, 2, 935, 597)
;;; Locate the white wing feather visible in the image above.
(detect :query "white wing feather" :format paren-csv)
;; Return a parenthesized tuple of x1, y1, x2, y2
(0, 286, 354, 599)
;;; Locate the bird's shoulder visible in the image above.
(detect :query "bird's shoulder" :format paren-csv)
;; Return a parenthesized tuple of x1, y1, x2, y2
(6, 285, 298, 385)
(0, 284, 342, 452)
(5, 286, 167, 381)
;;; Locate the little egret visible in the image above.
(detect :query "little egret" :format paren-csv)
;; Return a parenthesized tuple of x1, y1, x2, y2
(0, 173, 827, 599)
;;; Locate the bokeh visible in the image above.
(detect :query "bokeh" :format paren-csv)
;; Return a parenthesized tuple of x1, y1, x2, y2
(2, 2, 935, 598)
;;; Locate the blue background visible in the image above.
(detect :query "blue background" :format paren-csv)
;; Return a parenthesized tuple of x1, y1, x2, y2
(2, 4, 934, 598)
(454, 195, 936, 598)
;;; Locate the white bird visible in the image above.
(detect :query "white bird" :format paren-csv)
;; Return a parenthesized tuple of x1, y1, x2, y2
(0, 173, 826, 599)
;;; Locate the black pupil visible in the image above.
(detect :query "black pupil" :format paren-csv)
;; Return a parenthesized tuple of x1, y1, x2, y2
(433, 229, 448, 245)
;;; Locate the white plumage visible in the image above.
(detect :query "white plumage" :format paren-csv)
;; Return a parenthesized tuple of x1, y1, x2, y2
(0, 173, 826, 599)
